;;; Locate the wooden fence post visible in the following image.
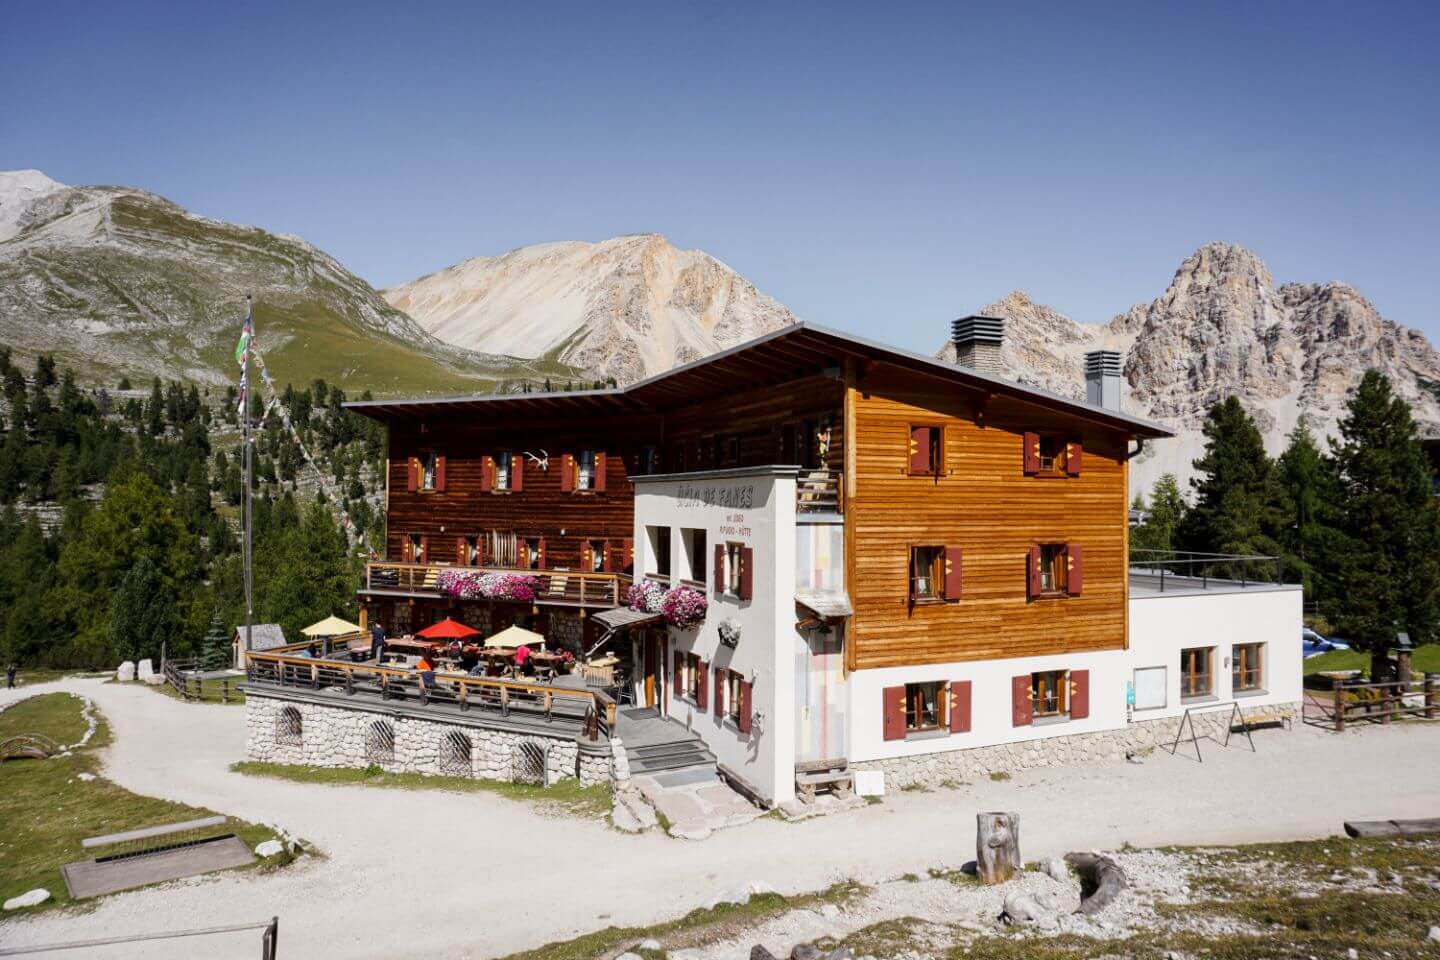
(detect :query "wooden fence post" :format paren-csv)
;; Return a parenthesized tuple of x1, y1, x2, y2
(1426, 674, 1438, 720)
(1334, 681, 1346, 732)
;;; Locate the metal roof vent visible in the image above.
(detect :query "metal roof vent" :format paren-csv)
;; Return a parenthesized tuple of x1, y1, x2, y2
(951, 315, 1005, 375)
(1085, 350, 1124, 411)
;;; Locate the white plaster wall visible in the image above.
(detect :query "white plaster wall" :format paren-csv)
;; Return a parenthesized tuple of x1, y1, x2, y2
(848, 585, 1303, 763)
(633, 469, 797, 804)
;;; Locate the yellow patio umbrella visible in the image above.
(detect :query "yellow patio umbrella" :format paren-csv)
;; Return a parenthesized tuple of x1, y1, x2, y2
(483, 624, 545, 650)
(301, 615, 362, 638)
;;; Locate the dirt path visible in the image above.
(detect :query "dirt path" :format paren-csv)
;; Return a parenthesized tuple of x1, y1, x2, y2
(2, 678, 1437, 959)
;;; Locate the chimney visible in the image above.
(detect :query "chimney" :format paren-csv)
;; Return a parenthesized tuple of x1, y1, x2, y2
(951, 315, 1005, 375)
(1085, 350, 1123, 411)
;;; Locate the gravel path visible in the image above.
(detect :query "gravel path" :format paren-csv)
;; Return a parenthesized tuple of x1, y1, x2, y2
(2, 678, 1438, 959)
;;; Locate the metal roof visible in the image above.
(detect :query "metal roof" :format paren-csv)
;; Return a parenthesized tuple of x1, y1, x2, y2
(344, 321, 1174, 438)
(233, 623, 287, 651)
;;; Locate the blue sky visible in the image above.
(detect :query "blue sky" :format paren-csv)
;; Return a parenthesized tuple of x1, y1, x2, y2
(4, 0, 1437, 351)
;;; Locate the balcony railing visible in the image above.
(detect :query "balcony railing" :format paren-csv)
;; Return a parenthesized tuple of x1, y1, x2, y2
(797, 468, 843, 515)
(1129, 549, 1287, 593)
(362, 562, 631, 608)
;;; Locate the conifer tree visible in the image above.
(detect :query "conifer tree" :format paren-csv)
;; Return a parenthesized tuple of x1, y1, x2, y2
(1319, 371, 1440, 652)
(1275, 419, 1333, 596)
(1180, 396, 1288, 564)
(1130, 473, 1187, 557)
(201, 614, 231, 671)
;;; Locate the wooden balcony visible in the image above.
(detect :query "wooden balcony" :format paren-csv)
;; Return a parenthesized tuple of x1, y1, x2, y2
(796, 468, 843, 515)
(361, 562, 632, 608)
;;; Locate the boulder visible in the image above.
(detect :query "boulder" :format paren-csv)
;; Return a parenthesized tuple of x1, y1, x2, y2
(254, 839, 285, 857)
(117, 661, 135, 682)
(137, 658, 154, 679)
(3, 889, 50, 910)
(1427, 926, 1440, 943)
(77, 772, 96, 782)
(1000, 891, 1054, 926)
(1041, 857, 1070, 882)
(750, 947, 780, 960)
(616, 954, 643, 960)
(638, 939, 662, 951)
(790, 946, 823, 960)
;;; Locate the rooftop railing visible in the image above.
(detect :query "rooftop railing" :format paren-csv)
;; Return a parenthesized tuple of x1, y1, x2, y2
(1129, 549, 1288, 593)
(361, 562, 631, 607)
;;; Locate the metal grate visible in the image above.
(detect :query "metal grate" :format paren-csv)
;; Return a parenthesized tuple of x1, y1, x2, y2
(364, 720, 395, 765)
(511, 740, 548, 786)
(439, 731, 473, 777)
(276, 707, 302, 745)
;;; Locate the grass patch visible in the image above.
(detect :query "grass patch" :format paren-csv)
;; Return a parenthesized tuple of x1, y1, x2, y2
(0, 694, 284, 914)
(142, 676, 246, 705)
(230, 760, 613, 818)
(497, 881, 866, 960)
(1303, 643, 1440, 681)
(989, 770, 1012, 781)
(900, 782, 931, 793)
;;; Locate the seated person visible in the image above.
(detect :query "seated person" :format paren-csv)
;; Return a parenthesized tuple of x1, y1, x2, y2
(514, 643, 533, 676)
(416, 653, 438, 691)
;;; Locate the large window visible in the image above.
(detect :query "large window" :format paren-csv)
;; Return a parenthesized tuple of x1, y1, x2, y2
(419, 451, 438, 490)
(681, 528, 707, 584)
(494, 451, 512, 491)
(1038, 544, 1068, 595)
(909, 546, 944, 601)
(647, 525, 671, 580)
(725, 542, 744, 596)
(1031, 670, 1069, 719)
(585, 539, 606, 573)
(1180, 647, 1214, 700)
(522, 537, 543, 570)
(905, 681, 947, 734)
(725, 670, 745, 724)
(1232, 643, 1264, 693)
(908, 425, 943, 476)
(463, 536, 480, 566)
(576, 449, 599, 491)
(681, 652, 702, 702)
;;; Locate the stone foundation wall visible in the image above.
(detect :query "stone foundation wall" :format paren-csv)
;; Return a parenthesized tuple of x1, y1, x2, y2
(245, 694, 614, 787)
(855, 702, 1300, 788)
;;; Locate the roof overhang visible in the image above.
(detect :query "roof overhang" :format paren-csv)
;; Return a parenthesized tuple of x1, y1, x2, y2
(795, 589, 854, 620)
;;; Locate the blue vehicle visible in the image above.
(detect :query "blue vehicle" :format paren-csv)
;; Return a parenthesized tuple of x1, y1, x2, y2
(1303, 626, 1350, 657)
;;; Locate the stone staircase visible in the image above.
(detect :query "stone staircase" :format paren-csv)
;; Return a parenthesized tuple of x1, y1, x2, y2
(617, 707, 716, 777)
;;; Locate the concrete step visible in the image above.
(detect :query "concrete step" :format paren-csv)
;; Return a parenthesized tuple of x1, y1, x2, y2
(628, 749, 715, 774)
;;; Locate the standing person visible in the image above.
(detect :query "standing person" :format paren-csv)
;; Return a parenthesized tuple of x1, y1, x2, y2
(369, 620, 386, 664)
(5, 663, 15, 689)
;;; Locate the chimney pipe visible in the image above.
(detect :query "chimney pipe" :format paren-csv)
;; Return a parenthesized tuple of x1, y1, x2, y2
(1085, 350, 1123, 411)
(951, 315, 1005, 375)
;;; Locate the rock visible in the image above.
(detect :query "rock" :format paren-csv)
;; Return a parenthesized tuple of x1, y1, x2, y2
(137, 658, 154, 679)
(1347, 950, 1358, 960)
(3, 889, 50, 910)
(1428, 926, 1440, 942)
(670, 820, 713, 842)
(750, 948, 779, 960)
(1000, 891, 1053, 926)
(819, 903, 841, 919)
(639, 939, 662, 951)
(826, 948, 856, 960)
(611, 802, 644, 834)
(77, 772, 96, 782)
(117, 661, 135, 682)
(1041, 857, 1070, 882)
(791, 946, 823, 960)
(254, 839, 285, 857)
(616, 954, 643, 960)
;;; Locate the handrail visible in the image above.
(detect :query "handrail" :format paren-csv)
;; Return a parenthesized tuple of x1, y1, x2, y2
(362, 562, 632, 607)
(1128, 549, 1286, 592)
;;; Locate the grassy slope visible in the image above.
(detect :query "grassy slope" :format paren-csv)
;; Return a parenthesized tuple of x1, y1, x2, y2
(1304, 644, 1440, 678)
(0, 694, 284, 914)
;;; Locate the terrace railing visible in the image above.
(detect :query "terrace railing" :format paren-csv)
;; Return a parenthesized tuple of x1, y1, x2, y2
(362, 562, 632, 608)
(244, 647, 616, 740)
(1321, 674, 1440, 731)
(796, 468, 843, 515)
(1128, 549, 1287, 593)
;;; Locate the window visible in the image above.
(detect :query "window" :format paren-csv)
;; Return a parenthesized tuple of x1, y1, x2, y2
(647, 526, 671, 580)
(908, 425, 943, 475)
(725, 542, 744, 595)
(724, 435, 740, 466)
(576, 449, 598, 490)
(464, 536, 480, 566)
(1038, 544, 1067, 595)
(407, 533, 426, 564)
(638, 446, 660, 475)
(522, 537, 544, 570)
(1232, 643, 1264, 693)
(585, 539, 606, 573)
(1180, 647, 1214, 700)
(681, 652, 702, 702)
(910, 546, 944, 601)
(1023, 432, 1081, 477)
(905, 681, 948, 734)
(1037, 435, 1063, 473)
(494, 451, 512, 490)
(1031, 670, 1069, 719)
(416, 451, 437, 490)
(681, 528, 707, 583)
(1132, 666, 1167, 711)
(725, 670, 745, 724)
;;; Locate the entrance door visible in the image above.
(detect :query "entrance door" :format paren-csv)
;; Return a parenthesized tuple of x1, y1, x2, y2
(643, 632, 660, 708)
(794, 627, 846, 765)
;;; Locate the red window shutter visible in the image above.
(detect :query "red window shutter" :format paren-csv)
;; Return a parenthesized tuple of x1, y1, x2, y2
(560, 453, 574, 493)
(456, 536, 466, 565)
(943, 545, 963, 600)
(477, 537, 487, 566)
(419, 535, 429, 564)
(594, 452, 606, 493)
(949, 680, 972, 733)
(1012, 674, 1034, 726)
(1070, 669, 1090, 719)
(696, 659, 708, 710)
(1023, 431, 1041, 475)
(739, 546, 754, 600)
(882, 686, 906, 741)
(511, 454, 523, 491)
(402, 537, 414, 563)
(537, 537, 547, 569)
(1026, 545, 1042, 600)
(738, 679, 753, 734)
(406, 457, 418, 492)
(909, 426, 932, 473)
(1066, 543, 1084, 596)
(602, 541, 616, 572)
(581, 541, 592, 571)
(479, 456, 493, 493)
(435, 455, 447, 492)
(673, 651, 684, 699)
(622, 537, 634, 574)
(714, 544, 725, 593)
(713, 667, 725, 718)
(1065, 440, 1083, 476)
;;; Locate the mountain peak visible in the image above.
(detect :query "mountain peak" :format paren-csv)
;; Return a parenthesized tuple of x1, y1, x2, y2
(1171, 241, 1274, 291)
(0, 169, 67, 242)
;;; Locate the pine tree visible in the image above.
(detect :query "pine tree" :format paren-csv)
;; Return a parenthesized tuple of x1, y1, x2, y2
(1275, 420, 1333, 597)
(201, 614, 231, 671)
(1180, 397, 1288, 563)
(1131, 474, 1187, 557)
(1319, 371, 1440, 652)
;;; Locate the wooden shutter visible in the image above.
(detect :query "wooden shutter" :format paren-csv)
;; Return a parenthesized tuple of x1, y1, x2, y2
(739, 546, 754, 600)
(942, 545, 963, 600)
(1023, 432, 1041, 475)
(882, 686, 906, 741)
(419, 535, 429, 564)
(737, 679, 753, 734)
(479, 456, 493, 493)
(435, 455, 446, 492)
(1066, 543, 1084, 596)
(908, 426, 932, 474)
(581, 541, 593, 572)
(1012, 674, 1033, 726)
(714, 667, 725, 718)
(949, 680, 972, 733)
(511, 454, 523, 491)
(1065, 440, 1083, 476)
(1026, 545, 1042, 599)
(1069, 669, 1090, 719)
(402, 537, 414, 563)
(602, 541, 617, 572)
(455, 536, 466, 565)
(406, 457, 419, 491)
(594, 452, 606, 493)
(560, 453, 574, 493)
(622, 537, 634, 574)
(696, 659, 708, 710)
(714, 544, 725, 593)
(537, 537, 547, 569)
(673, 651, 684, 698)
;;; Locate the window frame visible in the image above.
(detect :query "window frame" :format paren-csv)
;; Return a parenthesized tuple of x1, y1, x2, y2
(585, 539, 607, 573)
(575, 449, 598, 491)
(725, 541, 744, 597)
(1232, 643, 1264, 694)
(493, 450, 512, 491)
(1031, 669, 1070, 720)
(1180, 646, 1215, 701)
(681, 528, 707, 585)
(647, 525, 672, 581)
(464, 535, 480, 566)
(908, 545, 945, 603)
(1037, 543, 1069, 596)
(904, 680, 948, 735)
(907, 423, 944, 477)
(418, 451, 439, 491)
(522, 537, 543, 571)
(681, 651, 702, 704)
(725, 669, 745, 725)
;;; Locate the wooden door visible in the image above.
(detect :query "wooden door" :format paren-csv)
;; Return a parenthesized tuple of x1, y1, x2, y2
(643, 632, 659, 708)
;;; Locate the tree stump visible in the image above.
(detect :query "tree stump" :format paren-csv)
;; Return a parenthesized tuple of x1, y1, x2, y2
(977, 811, 1021, 884)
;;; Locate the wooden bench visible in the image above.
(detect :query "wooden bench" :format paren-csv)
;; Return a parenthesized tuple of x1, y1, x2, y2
(1233, 707, 1295, 732)
(795, 767, 853, 802)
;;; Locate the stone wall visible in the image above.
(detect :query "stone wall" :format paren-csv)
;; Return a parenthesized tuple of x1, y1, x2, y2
(245, 693, 614, 787)
(855, 701, 1300, 788)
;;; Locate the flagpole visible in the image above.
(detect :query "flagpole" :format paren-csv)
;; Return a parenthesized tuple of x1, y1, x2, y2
(242, 296, 254, 661)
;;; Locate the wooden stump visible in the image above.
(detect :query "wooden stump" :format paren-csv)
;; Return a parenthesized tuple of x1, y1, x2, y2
(977, 811, 1021, 884)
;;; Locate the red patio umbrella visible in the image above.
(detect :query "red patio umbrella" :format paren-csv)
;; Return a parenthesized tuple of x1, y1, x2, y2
(415, 617, 481, 640)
